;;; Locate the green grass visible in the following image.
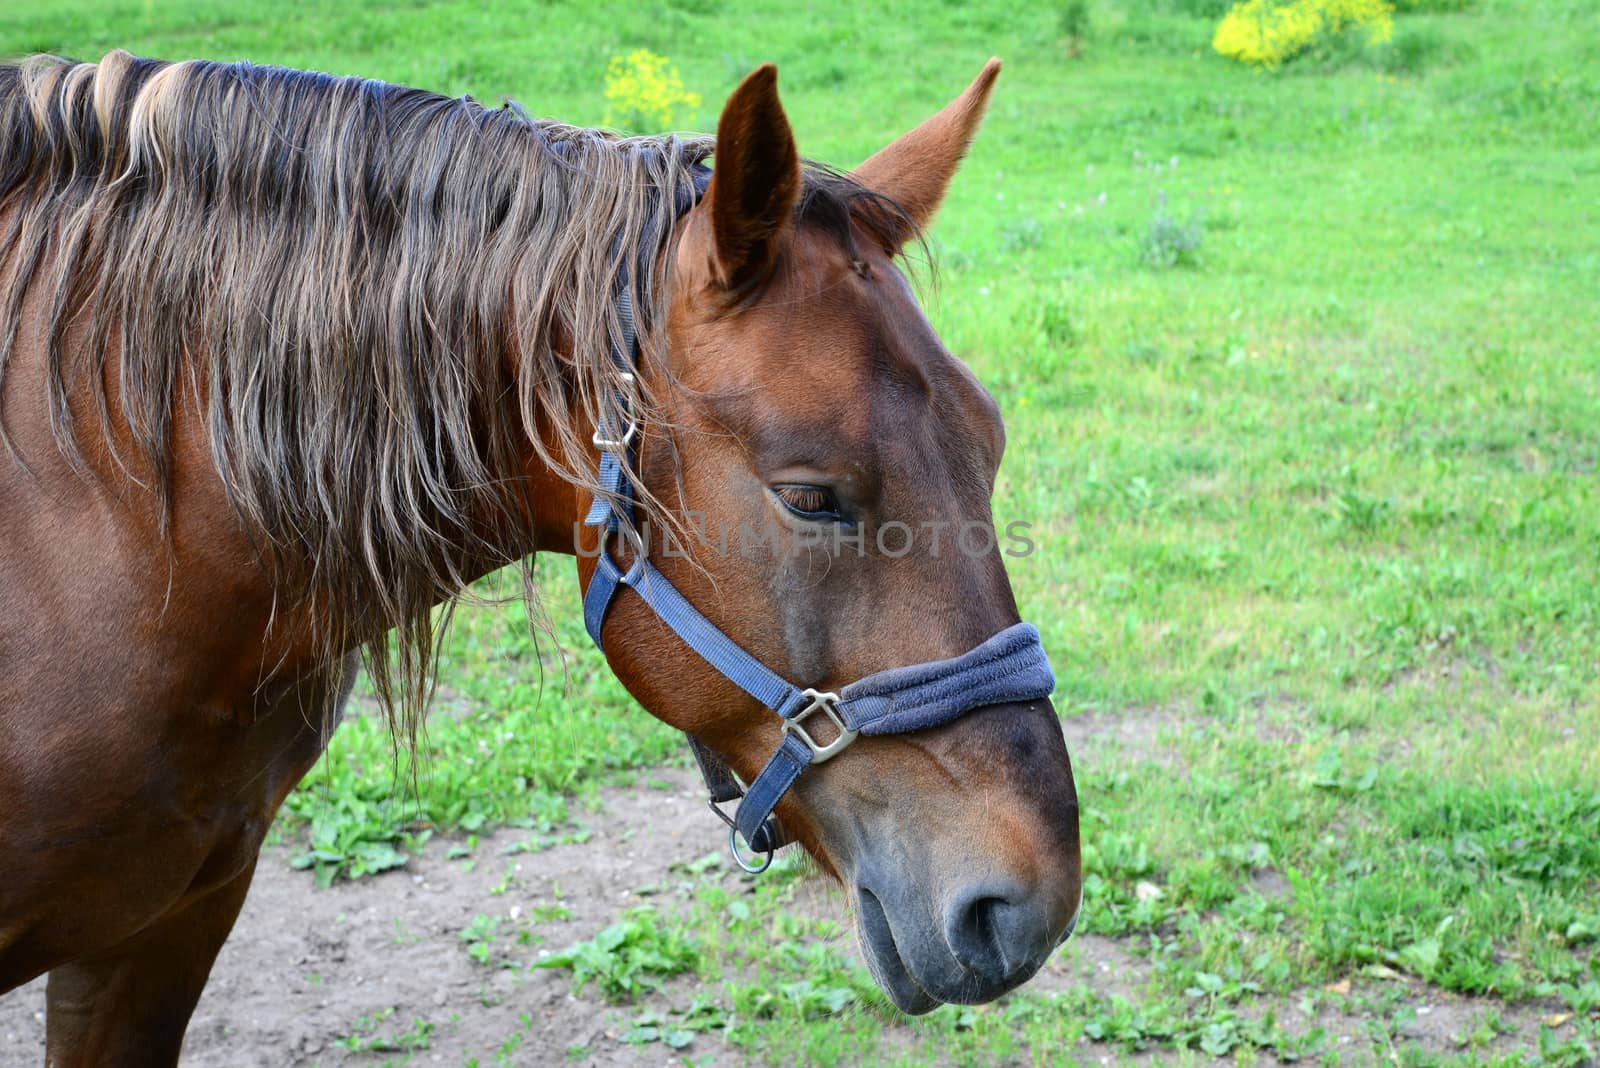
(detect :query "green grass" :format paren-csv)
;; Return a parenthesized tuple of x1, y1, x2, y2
(334, 1007, 438, 1055)
(9, 0, 1600, 1063)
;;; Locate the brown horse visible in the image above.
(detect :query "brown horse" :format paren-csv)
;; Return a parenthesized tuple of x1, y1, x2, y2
(0, 49, 1081, 1064)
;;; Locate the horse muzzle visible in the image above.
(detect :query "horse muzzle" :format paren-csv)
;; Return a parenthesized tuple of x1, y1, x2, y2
(852, 865, 1081, 1012)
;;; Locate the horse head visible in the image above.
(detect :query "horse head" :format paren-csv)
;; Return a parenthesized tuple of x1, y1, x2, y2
(580, 62, 1082, 1012)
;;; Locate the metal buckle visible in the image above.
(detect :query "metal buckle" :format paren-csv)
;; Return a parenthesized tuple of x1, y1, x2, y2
(592, 373, 639, 450)
(783, 689, 858, 763)
(592, 421, 639, 450)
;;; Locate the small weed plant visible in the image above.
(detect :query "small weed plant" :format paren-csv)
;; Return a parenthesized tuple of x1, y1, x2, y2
(536, 907, 699, 1000)
(335, 1007, 435, 1054)
(1141, 193, 1204, 268)
(1058, 0, 1091, 56)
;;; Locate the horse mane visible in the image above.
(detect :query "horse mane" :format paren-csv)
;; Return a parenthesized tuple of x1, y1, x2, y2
(0, 50, 918, 742)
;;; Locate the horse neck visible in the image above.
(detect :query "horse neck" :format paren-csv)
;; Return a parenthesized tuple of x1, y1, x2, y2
(502, 409, 589, 564)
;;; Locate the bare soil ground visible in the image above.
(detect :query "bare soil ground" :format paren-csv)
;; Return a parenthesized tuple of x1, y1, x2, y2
(2, 768, 739, 1067)
(0, 716, 1566, 1067)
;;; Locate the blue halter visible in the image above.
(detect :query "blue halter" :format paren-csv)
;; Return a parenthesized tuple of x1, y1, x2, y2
(579, 181, 1057, 873)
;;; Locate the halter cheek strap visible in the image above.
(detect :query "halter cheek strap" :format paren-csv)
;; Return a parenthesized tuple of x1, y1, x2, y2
(582, 533, 1056, 863)
(579, 176, 1056, 872)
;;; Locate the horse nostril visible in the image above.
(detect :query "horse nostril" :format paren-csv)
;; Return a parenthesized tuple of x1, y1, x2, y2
(944, 883, 1041, 986)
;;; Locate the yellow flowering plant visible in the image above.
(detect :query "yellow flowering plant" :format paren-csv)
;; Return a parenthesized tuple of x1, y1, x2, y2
(1213, 0, 1395, 67)
(603, 49, 702, 132)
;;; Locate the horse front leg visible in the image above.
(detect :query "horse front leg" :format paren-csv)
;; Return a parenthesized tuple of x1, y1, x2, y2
(43, 859, 256, 1068)
(35, 656, 359, 1064)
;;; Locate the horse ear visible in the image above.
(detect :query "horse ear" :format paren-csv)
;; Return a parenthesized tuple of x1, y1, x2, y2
(852, 59, 1001, 235)
(701, 64, 802, 291)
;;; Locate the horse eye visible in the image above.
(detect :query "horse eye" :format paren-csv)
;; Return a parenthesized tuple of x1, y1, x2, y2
(774, 484, 844, 522)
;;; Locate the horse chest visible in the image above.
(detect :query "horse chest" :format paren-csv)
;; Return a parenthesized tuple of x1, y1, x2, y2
(0, 641, 349, 987)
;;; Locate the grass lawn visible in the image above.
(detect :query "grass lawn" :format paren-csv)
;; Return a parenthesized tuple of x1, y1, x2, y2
(7, 0, 1598, 1063)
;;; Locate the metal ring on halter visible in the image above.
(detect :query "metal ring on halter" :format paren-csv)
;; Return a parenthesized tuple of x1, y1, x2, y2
(708, 799, 776, 873)
(728, 826, 774, 874)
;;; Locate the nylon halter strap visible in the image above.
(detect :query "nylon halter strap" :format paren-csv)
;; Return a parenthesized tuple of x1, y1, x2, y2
(579, 191, 1058, 873)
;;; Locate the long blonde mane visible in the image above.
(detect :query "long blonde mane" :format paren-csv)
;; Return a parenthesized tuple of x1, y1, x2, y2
(0, 50, 914, 740)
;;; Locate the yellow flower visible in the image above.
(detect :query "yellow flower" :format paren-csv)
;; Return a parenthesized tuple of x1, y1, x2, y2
(603, 49, 702, 132)
(1213, 0, 1394, 67)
